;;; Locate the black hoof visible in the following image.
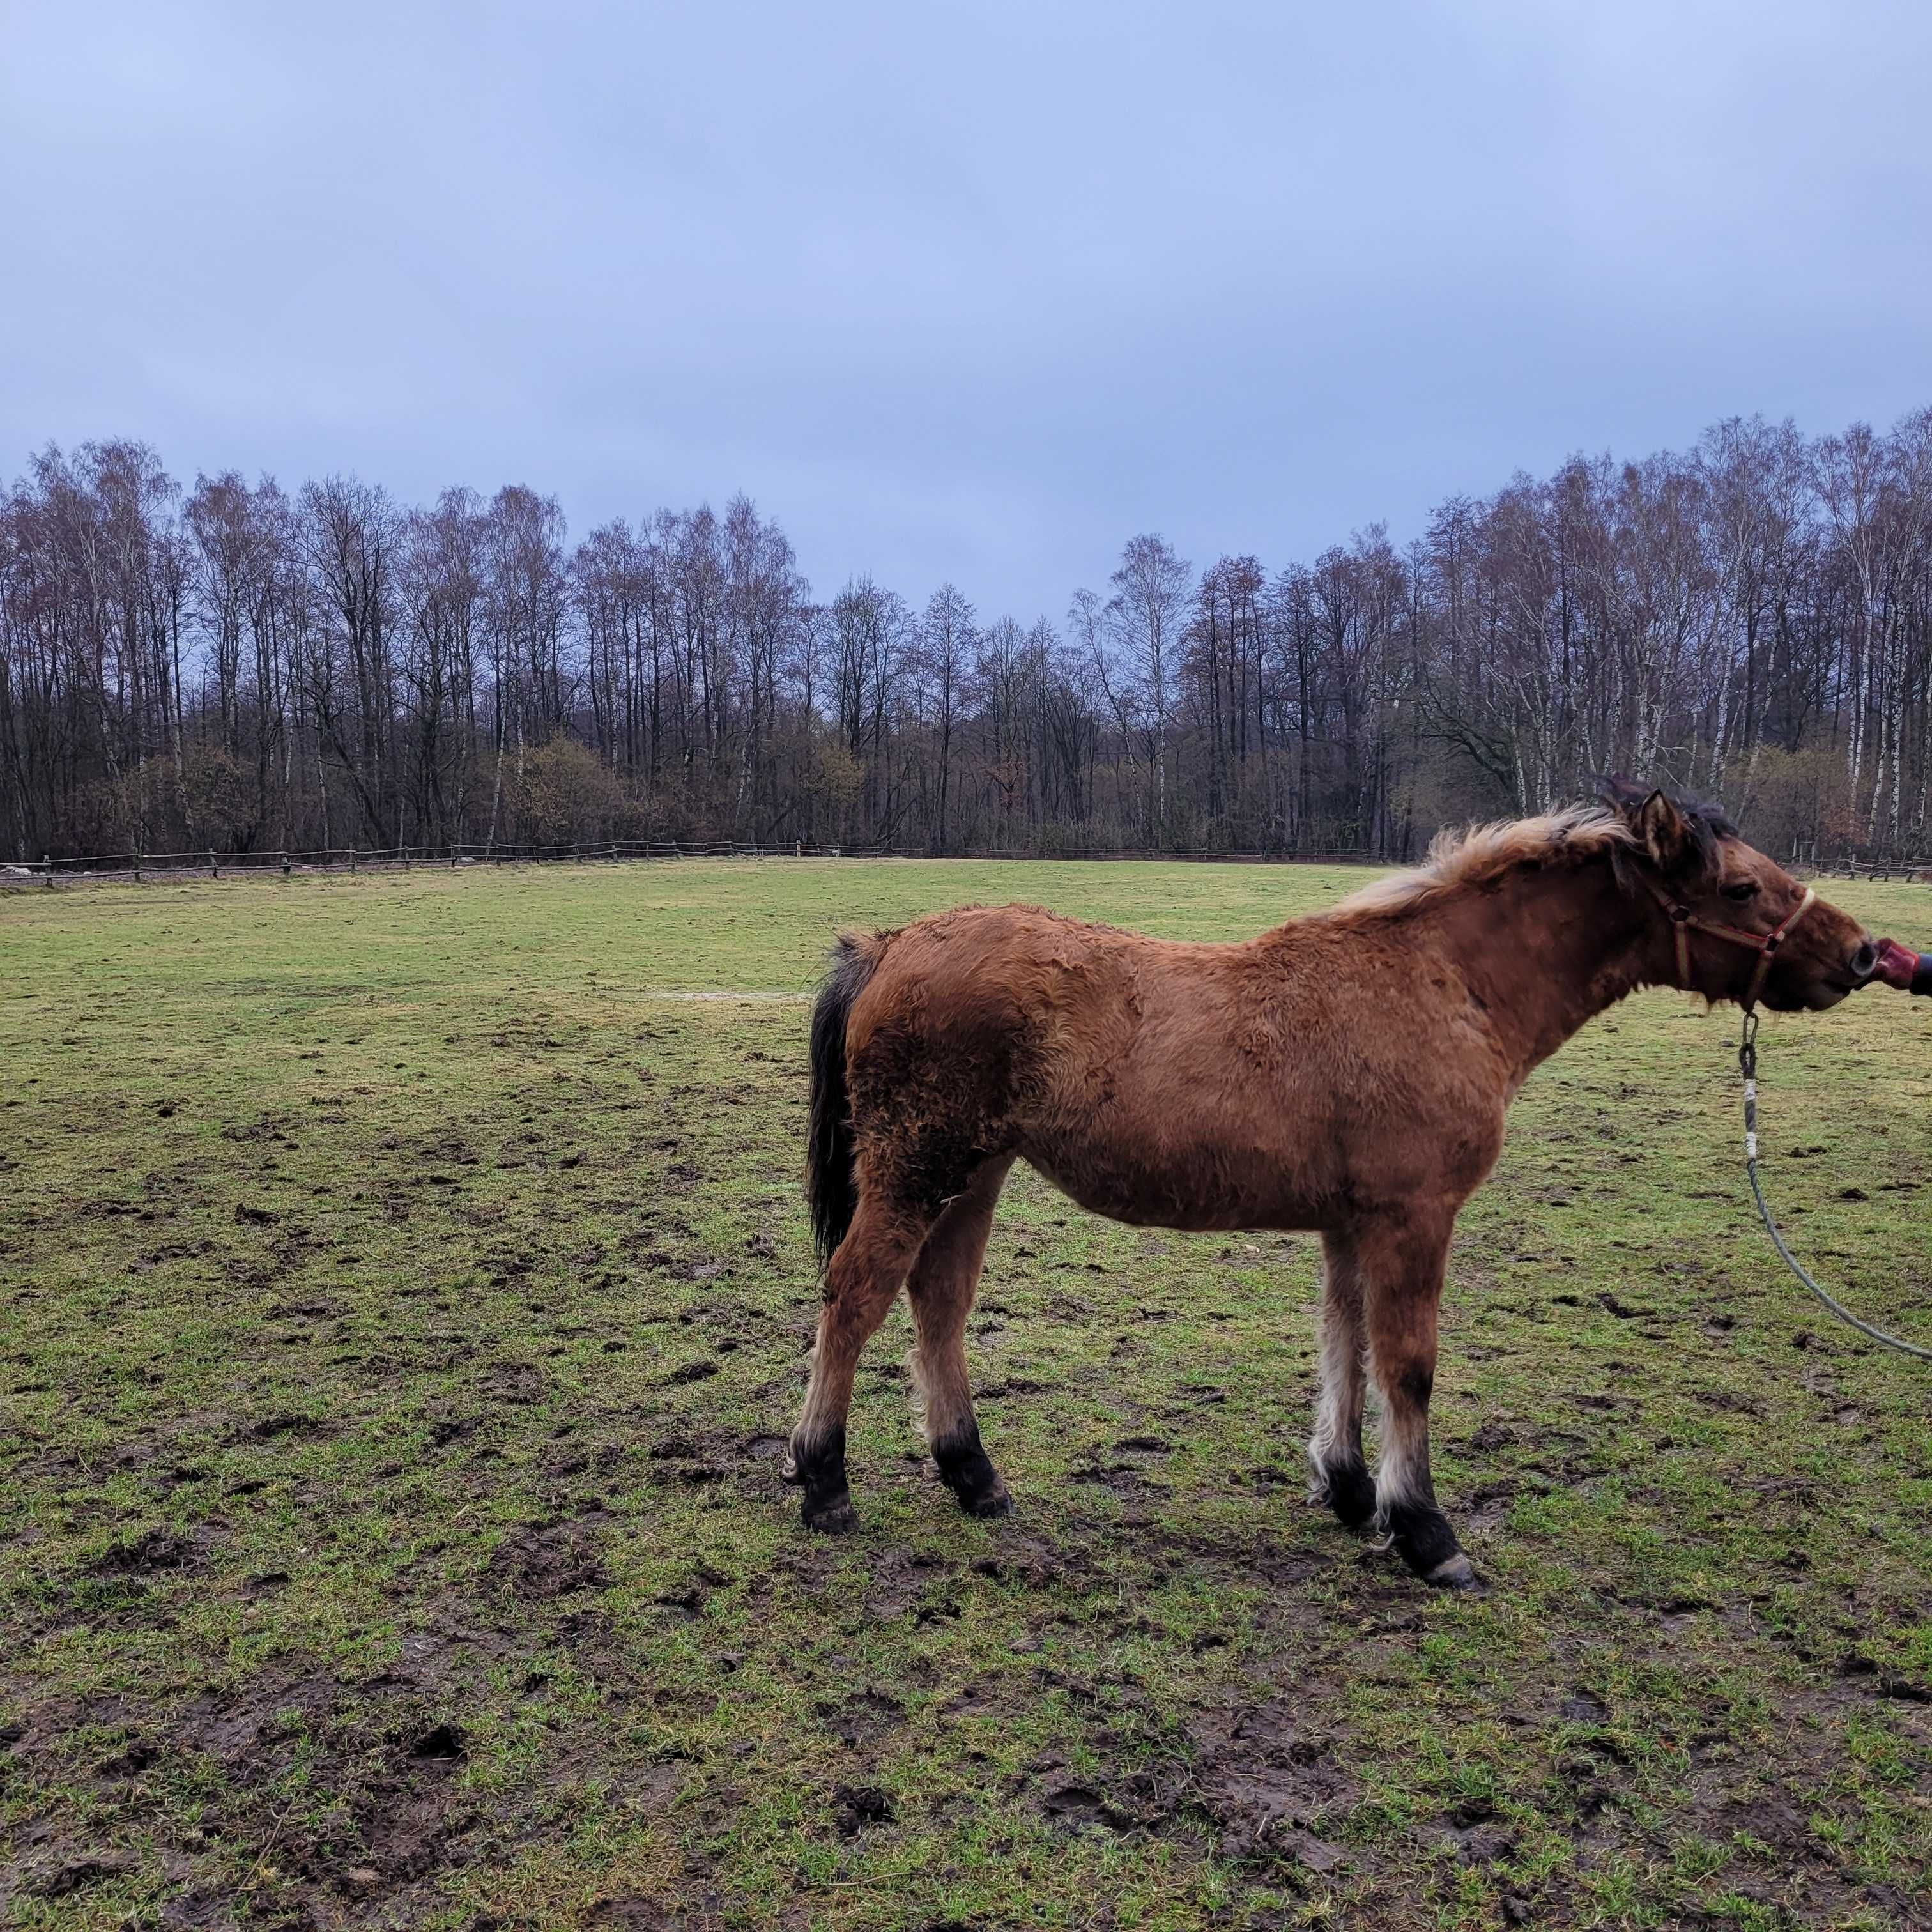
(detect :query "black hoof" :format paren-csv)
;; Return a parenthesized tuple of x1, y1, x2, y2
(1316, 1459, 1377, 1531)
(1385, 1499, 1466, 1584)
(1423, 1552, 1485, 1592)
(931, 1422, 1009, 1520)
(803, 1491, 857, 1534)
(789, 1426, 849, 1529)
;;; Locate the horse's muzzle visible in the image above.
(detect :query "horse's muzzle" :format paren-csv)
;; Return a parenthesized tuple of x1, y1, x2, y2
(1787, 935, 1889, 1009)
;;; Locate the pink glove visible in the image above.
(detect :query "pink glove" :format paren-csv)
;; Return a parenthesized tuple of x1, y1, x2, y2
(1869, 938, 1931, 992)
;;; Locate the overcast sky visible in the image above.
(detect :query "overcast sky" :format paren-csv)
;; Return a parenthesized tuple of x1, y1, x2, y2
(4, 1, 1929, 618)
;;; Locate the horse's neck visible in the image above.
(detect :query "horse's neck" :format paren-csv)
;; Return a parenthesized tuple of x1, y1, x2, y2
(1432, 861, 1660, 1087)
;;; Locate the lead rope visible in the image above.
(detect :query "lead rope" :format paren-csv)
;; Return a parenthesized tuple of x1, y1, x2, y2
(1738, 1009, 1932, 1362)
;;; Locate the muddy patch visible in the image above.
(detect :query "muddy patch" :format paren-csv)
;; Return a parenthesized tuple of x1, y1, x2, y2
(3, 1655, 493, 1921)
(1187, 1698, 1358, 1864)
(486, 1517, 611, 1600)
(816, 1689, 904, 1748)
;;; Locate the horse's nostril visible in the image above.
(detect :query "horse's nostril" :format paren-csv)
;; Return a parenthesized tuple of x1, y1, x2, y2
(1853, 941, 1878, 979)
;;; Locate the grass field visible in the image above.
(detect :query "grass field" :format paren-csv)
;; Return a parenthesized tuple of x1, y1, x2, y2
(3, 857, 1930, 1931)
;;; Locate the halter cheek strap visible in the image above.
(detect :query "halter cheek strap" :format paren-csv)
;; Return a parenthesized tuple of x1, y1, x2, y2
(1644, 880, 1818, 1009)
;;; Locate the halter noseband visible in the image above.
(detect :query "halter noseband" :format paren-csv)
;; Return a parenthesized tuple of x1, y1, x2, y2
(1641, 875, 1818, 1010)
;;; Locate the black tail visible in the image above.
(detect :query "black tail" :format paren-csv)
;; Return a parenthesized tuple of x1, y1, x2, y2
(806, 931, 884, 1267)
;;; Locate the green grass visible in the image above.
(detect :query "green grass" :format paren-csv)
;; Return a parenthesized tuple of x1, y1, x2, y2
(2, 857, 1929, 1930)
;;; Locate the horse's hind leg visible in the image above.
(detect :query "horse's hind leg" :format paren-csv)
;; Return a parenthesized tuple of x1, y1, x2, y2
(790, 1193, 932, 1533)
(1361, 1213, 1479, 1590)
(908, 1156, 1015, 1519)
(1307, 1228, 1375, 1528)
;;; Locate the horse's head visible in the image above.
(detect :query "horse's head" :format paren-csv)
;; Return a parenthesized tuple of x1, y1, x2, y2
(1598, 779, 1877, 1011)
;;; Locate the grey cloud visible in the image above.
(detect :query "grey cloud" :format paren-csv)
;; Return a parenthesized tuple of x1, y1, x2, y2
(4, 0, 1929, 615)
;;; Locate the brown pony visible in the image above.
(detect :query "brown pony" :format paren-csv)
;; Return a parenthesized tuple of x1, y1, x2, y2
(787, 784, 1880, 1587)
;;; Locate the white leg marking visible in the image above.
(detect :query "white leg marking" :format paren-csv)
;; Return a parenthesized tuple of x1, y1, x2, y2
(1371, 1397, 1430, 1529)
(1306, 1300, 1367, 1501)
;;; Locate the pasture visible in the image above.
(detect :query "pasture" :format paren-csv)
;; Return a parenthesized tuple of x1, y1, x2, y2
(2, 858, 1929, 1931)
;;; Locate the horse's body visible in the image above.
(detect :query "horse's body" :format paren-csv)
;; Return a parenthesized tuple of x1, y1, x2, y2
(834, 903, 1510, 1236)
(789, 786, 1878, 1586)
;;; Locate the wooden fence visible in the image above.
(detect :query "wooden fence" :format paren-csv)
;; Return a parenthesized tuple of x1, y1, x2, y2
(1830, 858, 1932, 883)
(4, 841, 1384, 886)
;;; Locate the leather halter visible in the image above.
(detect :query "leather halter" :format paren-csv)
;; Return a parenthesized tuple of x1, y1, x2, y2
(1641, 875, 1818, 1010)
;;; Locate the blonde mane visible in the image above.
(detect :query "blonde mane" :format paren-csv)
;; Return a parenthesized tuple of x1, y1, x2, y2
(1332, 803, 1637, 919)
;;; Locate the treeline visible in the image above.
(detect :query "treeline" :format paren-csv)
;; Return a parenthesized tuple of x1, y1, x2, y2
(6, 410, 1932, 864)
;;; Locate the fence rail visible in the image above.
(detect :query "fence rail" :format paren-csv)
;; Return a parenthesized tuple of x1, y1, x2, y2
(10, 841, 1932, 888)
(3, 840, 1394, 885)
(1832, 857, 1932, 882)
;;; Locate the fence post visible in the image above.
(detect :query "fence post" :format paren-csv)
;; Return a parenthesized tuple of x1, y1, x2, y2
(134, 850, 142, 883)
(208, 848, 218, 880)
(42, 853, 52, 888)
(351, 847, 358, 873)
(280, 849, 290, 877)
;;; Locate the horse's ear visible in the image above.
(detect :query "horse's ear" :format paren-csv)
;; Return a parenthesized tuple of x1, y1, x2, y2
(1595, 773, 1648, 815)
(1636, 788, 1703, 878)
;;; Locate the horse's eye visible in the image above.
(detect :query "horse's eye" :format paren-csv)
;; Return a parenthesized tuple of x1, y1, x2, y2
(1723, 881, 1759, 902)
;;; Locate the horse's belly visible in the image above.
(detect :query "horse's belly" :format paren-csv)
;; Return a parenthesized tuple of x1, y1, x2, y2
(1019, 1138, 1331, 1234)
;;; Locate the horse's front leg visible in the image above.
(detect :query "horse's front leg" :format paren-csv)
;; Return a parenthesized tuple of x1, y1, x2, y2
(1361, 1212, 1480, 1590)
(1307, 1228, 1375, 1528)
